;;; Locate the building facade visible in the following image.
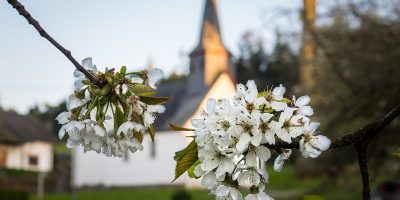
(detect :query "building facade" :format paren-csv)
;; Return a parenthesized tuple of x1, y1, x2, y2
(0, 110, 54, 173)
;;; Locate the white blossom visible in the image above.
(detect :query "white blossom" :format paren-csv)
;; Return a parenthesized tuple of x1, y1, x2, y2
(143, 105, 166, 127)
(57, 57, 166, 157)
(182, 80, 330, 199)
(245, 192, 274, 200)
(273, 149, 292, 172)
(269, 84, 287, 111)
(299, 122, 331, 158)
(293, 95, 314, 116)
(146, 68, 163, 89)
(214, 185, 242, 200)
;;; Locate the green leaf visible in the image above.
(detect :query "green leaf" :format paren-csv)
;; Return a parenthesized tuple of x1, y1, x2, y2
(303, 195, 326, 200)
(148, 125, 156, 142)
(105, 74, 113, 83)
(140, 96, 169, 105)
(129, 84, 157, 97)
(100, 84, 112, 96)
(277, 98, 291, 103)
(120, 66, 127, 74)
(113, 105, 125, 133)
(169, 122, 195, 132)
(173, 141, 199, 182)
(257, 91, 267, 98)
(174, 140, 197, 161)
(81, 79, 91, 85)
(112, 72, 123, 84)
(187, 160, 201, 179)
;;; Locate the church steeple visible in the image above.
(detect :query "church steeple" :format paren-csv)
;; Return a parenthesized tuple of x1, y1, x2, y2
(194, 0, 225, 52)
(188, 0, 234, 91)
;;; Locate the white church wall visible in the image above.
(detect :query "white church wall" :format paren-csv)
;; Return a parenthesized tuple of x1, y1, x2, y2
(183, 72, 237, 187)
(73, 131, 189, 187)
(183, 72, 236, 129)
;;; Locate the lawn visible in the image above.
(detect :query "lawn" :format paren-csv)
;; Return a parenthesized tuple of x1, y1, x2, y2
(29, 164, 362, 200)
(28, 165, 325, 200)
(30, 188, 212, 200)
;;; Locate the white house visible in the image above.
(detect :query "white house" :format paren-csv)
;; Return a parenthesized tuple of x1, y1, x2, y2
(0, 109, 54, 173)
(73, 0, 237, 188)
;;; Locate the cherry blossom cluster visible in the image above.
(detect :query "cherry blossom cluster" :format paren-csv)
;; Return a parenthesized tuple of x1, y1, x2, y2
(56, 58, 166, 157)
(189, 80, 331, 200)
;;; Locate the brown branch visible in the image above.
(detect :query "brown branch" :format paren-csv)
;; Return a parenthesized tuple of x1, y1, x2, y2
(264, 103, 400, 150)
(355, 143, 371, 200)
(264, 103, 399, 200)
(7, 0, 99, 85)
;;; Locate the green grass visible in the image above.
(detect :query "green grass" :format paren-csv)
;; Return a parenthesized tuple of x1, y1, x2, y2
(28, 164, 361, 200)
(30, 188, 212, 200)
(0, 169, 38, 177)
(267, 165, 322, 190)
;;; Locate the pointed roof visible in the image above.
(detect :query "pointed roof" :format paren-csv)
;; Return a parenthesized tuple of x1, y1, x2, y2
(191, 0, 228, 55)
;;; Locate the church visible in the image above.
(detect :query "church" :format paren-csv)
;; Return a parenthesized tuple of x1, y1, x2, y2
(72, 0, 238, 188)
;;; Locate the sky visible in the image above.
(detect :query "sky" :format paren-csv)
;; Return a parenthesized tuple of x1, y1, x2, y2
(0, 0, 302, 113)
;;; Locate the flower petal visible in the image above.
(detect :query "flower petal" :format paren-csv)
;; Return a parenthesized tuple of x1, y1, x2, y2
(56, 112, 71, 124)
(311, 135, 331, 151)
(308, 122, 320, 134)
(245, 149, 258, 167)
(201, 172, 218, 189)
(273, 155, 284, 172)
(299, 106, 314, 116)
(250, 133, 262, 146)
(272, 84, 285, 99)
(270, 101, 287, 112)
(236, 133, 251, 152)
(295, 95, 310, 107)
(130, 74, 144, 83)
(289, 127, 304, 138)
(275, 129, 291, 143)
(206, 98, 216, 114)
(82, 57, 93, 69)
(255, 146, 271, 161)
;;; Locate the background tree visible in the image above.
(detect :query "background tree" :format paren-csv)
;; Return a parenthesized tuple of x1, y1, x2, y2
(310, 0, 400, 178)
(235, 31, 299, 94)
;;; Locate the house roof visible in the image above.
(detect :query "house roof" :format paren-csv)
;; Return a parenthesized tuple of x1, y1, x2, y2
(0, 109, 55, 144)
(154, 78, 208, 131)
(154, 71, 236, 131)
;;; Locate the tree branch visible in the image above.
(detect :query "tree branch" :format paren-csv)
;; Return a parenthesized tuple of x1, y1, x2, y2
(264, 103, 399, 200)
(7, 0, 99, 85)
(264, 103, 400, 150)
(355, 143, 371, 200)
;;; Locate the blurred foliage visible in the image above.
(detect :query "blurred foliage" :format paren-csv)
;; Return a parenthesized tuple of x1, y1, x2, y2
(0, 169, 38, 177)
(171, 190, 192, 200)
(28, 101, 66, 139)
(0, 189, 29, 200)
(303, 195, 326, 200)
(235, 31, 299, 93)
(234, 0, 400, 194)
(311, 0, 400, 178)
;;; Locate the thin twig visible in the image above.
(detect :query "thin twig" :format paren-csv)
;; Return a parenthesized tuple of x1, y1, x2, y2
(7, 0, 99, 84)
(264, 104, 400, 150)
(355, 143, 371, 200)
